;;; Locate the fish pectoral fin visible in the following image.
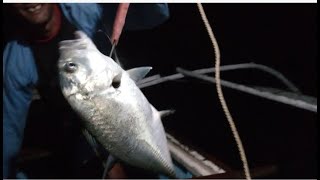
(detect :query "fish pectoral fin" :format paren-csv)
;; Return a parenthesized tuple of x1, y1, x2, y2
(159, 109, 176, 118)
(127, 67, 153, 83)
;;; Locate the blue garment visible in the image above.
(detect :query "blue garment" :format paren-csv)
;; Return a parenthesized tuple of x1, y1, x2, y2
(3, 3, 169, 178)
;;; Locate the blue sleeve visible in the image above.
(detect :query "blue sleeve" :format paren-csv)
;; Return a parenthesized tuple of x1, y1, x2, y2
(60, 3, 169, 38)
(3, 41, 38, 178)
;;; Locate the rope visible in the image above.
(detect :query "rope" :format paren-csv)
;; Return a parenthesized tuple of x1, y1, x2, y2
(196, 3, 252, 179)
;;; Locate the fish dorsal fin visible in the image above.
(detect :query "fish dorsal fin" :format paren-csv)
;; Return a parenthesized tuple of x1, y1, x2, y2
(127, 67, 152, 82)
(159, 109, 176, 118)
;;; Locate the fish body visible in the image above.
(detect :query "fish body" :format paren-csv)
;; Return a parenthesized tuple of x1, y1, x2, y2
(58, 31, 175, 177)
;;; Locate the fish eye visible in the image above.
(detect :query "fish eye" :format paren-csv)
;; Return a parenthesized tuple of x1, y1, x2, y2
(64, 62, 78, 73)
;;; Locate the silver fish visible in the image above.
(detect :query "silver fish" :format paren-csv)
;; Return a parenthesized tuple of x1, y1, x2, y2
(58, 31, 175, 177)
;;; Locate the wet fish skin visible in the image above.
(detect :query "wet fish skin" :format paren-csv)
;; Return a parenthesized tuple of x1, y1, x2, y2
(58, 31, 175, 177)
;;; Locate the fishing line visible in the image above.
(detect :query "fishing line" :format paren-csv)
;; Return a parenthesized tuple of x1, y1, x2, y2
(196, 3, 252, 180)
(97, 29, 114, 56)
(97, 28, 121, 67)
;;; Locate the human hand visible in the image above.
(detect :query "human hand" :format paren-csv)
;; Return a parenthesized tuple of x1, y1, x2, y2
(105, 162, 128, 179)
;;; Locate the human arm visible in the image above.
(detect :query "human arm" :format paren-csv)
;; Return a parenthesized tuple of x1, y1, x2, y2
(110, 3, 170, 43)
(101, 3, 169, 33)
(59, 3, 169, 39)
(110, 3, 130, 45)
(3, 42, 38, 178)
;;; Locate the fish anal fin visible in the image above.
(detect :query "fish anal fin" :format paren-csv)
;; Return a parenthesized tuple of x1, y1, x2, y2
(102, 154, 118, 179)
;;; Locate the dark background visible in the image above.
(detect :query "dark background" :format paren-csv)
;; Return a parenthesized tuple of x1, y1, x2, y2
(117, 3, 317, 178)
(19, 3, 317, 179)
